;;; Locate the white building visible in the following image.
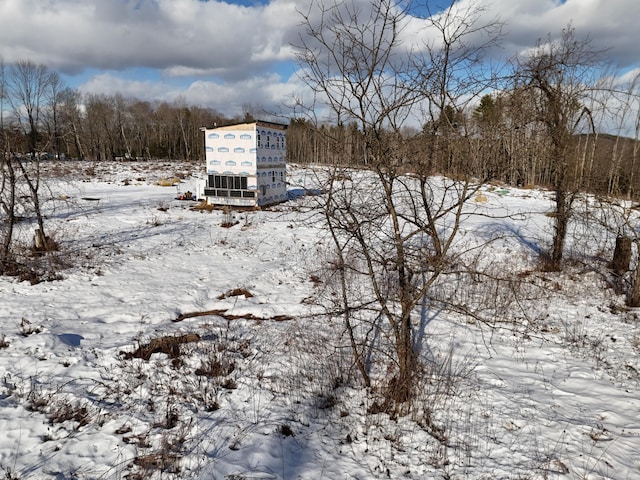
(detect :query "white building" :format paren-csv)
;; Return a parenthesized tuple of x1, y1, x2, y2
(198, 121, 287, 207)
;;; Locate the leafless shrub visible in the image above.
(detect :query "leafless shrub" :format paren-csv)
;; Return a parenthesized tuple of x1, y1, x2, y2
(560, 317, 607, 368)
(122, 433, 151, 448)
(156, 406, 180, 430)
(18, 317, 41, 337)
(26, 380, 94, 430)
(95, 321, 263, 478)
(221, 207, 239, 228)
(1, 245, 68, 284)
(147, 215, 163, 227)
(26, 384, 49, 413)
(221, 378, 238, 390)
(47, 399, 91, 428)
(410, 347, 476, 444)
(1, 466, 21, 480)
(278, 424, 294, 437)
(130, 452, 181, 479)
(194, 356, 236, 378)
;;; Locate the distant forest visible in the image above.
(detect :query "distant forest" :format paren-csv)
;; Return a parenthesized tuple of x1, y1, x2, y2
(2, 61, 640, 200)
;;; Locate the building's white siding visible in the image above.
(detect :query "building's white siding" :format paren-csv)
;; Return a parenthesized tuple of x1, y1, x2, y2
(255, 125, 287, 206)
(201, 121, 287, 207)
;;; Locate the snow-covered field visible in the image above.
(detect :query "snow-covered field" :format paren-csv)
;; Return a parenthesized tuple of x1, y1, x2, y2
(0, 160, 638, 479)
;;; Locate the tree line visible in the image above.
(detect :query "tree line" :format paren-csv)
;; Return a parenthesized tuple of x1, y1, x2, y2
(1, 56, 639, 203)
(287, 86, 640, 203)
(0, 60, 252, 163)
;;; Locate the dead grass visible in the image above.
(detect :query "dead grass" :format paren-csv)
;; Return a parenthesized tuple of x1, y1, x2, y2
(173, 308, 293, 323)
(121, 333, 201, 360)
(156, 178, 181, 187)
(26, 385, 93, 430)
(194, 356, 236, 378)
(220, 220, 240, 228)
(130, 452, 181, 478)
(48, 400, 91, 428)
(217, 288, 254, 299)
(190, 201, 216, 212)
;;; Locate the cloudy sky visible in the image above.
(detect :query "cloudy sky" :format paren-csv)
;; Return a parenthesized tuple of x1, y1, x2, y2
(1, 0, 638, 119)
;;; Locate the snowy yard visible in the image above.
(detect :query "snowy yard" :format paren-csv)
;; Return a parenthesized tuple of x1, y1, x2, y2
(0, 161, 638, 479)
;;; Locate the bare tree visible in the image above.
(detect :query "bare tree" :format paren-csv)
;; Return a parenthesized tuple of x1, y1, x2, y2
(0, 58, 17, 267)
(58, 87, 86, 159)
(610, 70, 640, 199)
(8, 60, 50, 156)
(7, 60, 53, 249)
(513, 27, 605, 270)
(43, 71, 66, 160)
(296, 0, 502, 408)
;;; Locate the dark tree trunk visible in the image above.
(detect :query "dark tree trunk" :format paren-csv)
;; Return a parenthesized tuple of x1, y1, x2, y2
(628, 251, 640, 307)
(548, 188, 570, 271)
(1, 158, 17, 263)
(611, 236, 632, 273)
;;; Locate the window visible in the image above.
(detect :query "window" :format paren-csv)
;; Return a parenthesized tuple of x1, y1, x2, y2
(207, 174, 249, 197)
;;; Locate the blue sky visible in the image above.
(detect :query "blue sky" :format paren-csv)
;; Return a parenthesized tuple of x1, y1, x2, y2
(1, 0, 638, 120)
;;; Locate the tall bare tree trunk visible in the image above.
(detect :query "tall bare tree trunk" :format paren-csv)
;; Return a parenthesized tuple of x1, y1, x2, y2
(1, 157, 17, 263)
(628, 247, 640, 307)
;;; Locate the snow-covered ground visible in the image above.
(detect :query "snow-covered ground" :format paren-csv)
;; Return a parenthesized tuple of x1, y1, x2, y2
(0, 160, 638, 479)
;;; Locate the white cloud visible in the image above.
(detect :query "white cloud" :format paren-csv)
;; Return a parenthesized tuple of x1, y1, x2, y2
(77, 70, 307, 120)
(0, 0, 301, 78)
(2, 0, 639, 122)
(78, 73, 171, 100)
(2, 0, 638, 76)
(400, 0, 640, 70)
(472, 0, 640, 68)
